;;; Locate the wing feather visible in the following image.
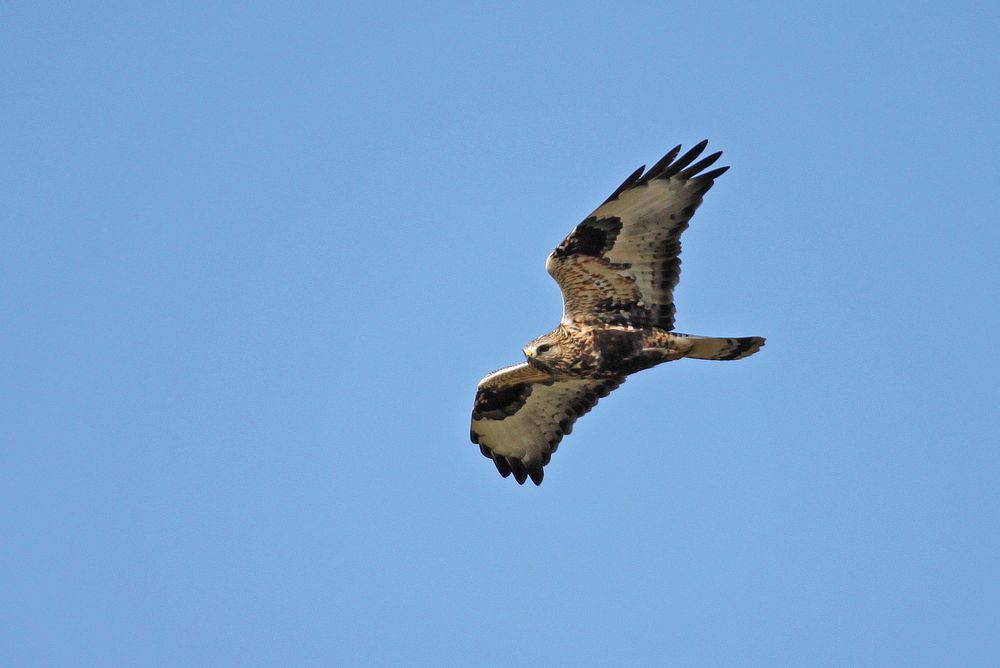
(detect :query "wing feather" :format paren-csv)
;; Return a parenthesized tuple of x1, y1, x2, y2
(470, 363, 624, 485)
(546, 141, 728, 330)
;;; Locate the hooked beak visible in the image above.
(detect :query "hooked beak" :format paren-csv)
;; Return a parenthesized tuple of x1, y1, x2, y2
(523, 348, 534, 359)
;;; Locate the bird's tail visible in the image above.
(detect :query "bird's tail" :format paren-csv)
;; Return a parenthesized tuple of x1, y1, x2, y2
(681, 335, 766, 361)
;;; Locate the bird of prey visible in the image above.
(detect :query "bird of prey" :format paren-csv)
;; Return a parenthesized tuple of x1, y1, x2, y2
(470, 141, 765, 485)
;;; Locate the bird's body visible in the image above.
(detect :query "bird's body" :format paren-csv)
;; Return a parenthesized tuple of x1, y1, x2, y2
(524, 324, 689, 378)
(470, 141, 765, 485)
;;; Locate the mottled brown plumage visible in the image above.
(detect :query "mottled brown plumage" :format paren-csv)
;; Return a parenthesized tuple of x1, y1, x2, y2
(471, 142, 765, 485)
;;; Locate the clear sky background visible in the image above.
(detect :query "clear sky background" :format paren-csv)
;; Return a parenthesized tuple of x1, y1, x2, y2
(3, 3, 999, 666)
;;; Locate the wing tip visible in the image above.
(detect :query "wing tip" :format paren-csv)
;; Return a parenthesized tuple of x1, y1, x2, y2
(477, 445, 546, 486)
(659, 140, 710, 179)
(492, 453, 512, 477)
(600, 140, 729, 203)
(528, 467, 544, 485)
(638, 144, 683, 184)
(508, 457, 529, 484)
(602, 164, 646, 204)
(697, 165, 730, 181)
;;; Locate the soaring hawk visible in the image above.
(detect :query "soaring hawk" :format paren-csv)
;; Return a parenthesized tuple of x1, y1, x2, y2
(470, 141, 765, 485)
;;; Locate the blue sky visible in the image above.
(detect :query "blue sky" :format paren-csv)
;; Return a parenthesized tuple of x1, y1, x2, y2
(3, 2, 999, 665)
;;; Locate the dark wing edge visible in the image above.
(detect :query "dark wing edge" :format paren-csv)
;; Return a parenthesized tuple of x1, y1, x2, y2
(470, 364, 625, 486)
(602, 140, 729, 206)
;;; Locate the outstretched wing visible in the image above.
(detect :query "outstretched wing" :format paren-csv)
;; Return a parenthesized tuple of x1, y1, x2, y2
(470, 363, 624, 485)
(546, 140, 728, 331)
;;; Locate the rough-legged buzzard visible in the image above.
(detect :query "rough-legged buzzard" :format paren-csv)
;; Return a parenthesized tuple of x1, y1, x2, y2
(471, 141, 765, 485)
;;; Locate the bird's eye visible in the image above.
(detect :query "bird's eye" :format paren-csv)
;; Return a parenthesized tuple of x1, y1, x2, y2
(536, 344, 552, 354)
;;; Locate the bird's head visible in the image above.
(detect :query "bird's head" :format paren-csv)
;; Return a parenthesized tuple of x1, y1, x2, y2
(523, 331, 563, 369)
